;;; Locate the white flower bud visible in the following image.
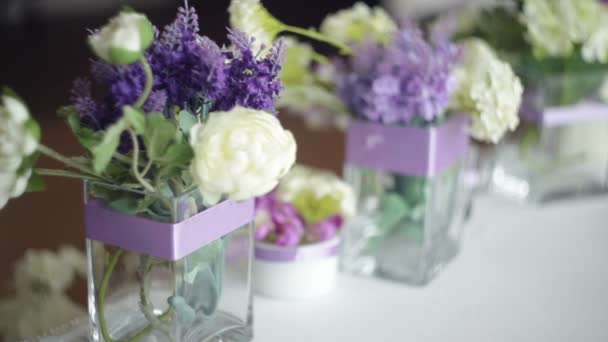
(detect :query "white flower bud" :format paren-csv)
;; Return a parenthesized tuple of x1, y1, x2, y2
(88, 11, 154, 65)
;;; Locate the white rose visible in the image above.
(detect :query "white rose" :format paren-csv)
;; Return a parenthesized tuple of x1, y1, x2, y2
(320, 2, 397, 45)
(229, 0, 284, 53)
(277, 165, 355, 218)
(88, 11, 154, 65)
(190, 106, 296, 206)
(0, 93, 39, 209)
(451, 39, 523, 143)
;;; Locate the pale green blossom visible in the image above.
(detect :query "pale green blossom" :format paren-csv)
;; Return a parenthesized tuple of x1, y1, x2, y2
(228, 0, 283, 53)
(521, 0, 604, 58)
(278, 85, 349, 130)
(277, 165, 355, 220)
(582, 13, 608, 63)
(451, 39, 523, 143)
(320, 2, 397, 45)
(280, 37, 316, 86)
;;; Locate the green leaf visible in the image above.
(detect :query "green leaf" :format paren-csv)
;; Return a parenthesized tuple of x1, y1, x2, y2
(144, 113, 176, 161)
(123, 106, 146, 135)
(26, 172, 45, 192)
(92, 119, 128, 174)
(376, 193, 410, 232)
(17, 152, 39, 175)
(178, 110, 198, 136)
(109, 197, 139, 214)
(157, 142, 193, 166)
(24, 119, 41, 142)
(58, 106, 102, 151)
(1, 86, 18, 98)
(108, 196, 157, 215)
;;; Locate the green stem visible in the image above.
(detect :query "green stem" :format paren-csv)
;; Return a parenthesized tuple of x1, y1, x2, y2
(37, 144, 99, 177)
(128, 130, 155, 193)
(35, 168, 104, 182)
(97, 249, 174, 342)
(134, 57, 153, 109)
(282, 25, 352, 55)
(113, 152, 133, 165)
(97, 249, 124, 342)
(141, 160, 153, 178)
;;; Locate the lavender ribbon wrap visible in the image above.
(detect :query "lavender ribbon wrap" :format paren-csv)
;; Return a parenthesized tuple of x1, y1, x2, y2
(521, 101, 608, 127)
(345, 114, 470, 177)
(85, 199, 254, 261)
(255, 238, 339, 262)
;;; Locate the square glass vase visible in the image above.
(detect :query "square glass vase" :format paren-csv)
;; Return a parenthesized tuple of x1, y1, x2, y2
(341, 115, 469, 286)
(84, 182, 254, 342)
(490, 73, 608, 203)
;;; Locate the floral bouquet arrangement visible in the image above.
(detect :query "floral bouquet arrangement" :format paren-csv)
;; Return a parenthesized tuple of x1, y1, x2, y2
(229, 1, 522, 285)
(252, 165, 354, 299)
(442, 0, 608, 201)
(1, 3, 296, 342)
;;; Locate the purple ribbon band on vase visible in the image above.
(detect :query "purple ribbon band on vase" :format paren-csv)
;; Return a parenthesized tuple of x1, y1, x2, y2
(85, 198, 255, 261)
(345, 114, 470, 177)
(255, 238, 339, 262)
(521, 98, 608, 127)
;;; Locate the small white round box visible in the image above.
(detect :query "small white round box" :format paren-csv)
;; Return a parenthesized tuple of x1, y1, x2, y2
(254, 237, 339, 300)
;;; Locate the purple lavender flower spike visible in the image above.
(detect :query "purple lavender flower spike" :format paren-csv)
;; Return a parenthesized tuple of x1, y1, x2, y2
(214, 29, 284, 113)
(338, 22, 457, 125)
(69, 5, 285, 154)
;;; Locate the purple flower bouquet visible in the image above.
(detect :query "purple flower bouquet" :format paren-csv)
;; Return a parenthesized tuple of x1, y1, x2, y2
(0, 2, 299, 341)
(336, 24, 472, 285)
(252, 166, 354, 299)
(236, 2, 521, 285)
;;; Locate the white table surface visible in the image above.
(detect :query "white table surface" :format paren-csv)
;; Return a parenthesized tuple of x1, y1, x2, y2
(52, 195, 608, 342)
(255, 195, 608, 342)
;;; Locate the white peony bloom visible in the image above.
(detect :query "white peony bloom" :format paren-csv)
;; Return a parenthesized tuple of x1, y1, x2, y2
(277, 165, 355, 219)
(88, 11, 154, 65)
(190, 106, 296, 205)
(521, 0, 604, 58)
(451, 39, 523, 143)
(228, 0, 284, 53)
(320, 2, 397, 45)
(0, 93, 39, 209)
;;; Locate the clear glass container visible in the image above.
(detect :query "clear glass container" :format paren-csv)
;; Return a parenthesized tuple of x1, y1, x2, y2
(341, 162, 464, 286)
(491, 72, 608, 202)
(85, 182, 253, 342)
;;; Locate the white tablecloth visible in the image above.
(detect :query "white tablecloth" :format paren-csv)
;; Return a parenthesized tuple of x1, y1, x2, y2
(53, 195, 608, 342)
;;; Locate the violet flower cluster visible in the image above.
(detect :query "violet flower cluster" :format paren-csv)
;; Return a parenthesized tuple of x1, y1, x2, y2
(254, 192, 344, 246)
(338, 23, 459, 125)
(70, 6, 284, 149)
